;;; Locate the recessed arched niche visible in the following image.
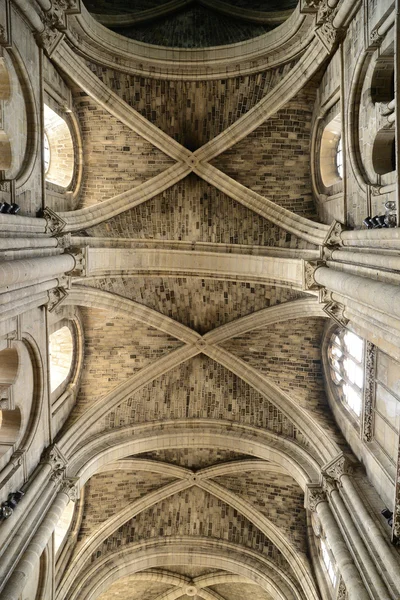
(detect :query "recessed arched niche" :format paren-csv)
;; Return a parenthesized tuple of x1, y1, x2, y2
(371, 50, 394, 104)
(372, 129, 396, 175)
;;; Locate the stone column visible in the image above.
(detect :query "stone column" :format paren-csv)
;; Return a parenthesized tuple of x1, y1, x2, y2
(341, 475, 400, 592)
(0, 255, 75, 293)
(307, 485, 370, 600)
(0, 446, 68, 585)
(314, 266, 400, 320)
(0, 480, 77, 600)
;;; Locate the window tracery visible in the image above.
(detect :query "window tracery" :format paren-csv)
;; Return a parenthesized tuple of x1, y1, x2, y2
(328, 329, 364, 419)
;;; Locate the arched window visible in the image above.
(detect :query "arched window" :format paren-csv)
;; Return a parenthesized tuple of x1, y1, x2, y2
(43, 104, 74, 188)
(336, 136, 343, 179)
(320, 114, 343, 187)
(49, 326, 74, 393)
(328, 329, 364, 419)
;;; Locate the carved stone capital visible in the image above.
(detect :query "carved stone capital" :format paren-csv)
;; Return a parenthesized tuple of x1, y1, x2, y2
(323, 301, 349, 327)
(67, 247, 86, 277)
(43, 207, 67, 235)
(337, 577, 348, 600)
(41, 444, 68, 473)
(369, 27, 383, 47)
(37, 0, 81, 56)
(306, 484, 326, 512)
(299, 0, 321, 13)
(323, 475, 338, 496)
(47, 287, 68, 312)
(56, 233, 72, 249)
(60, 477, 79, 502)
(363, 342, 376, 442)
(303, 260, 325, 291)
(10, 450, 24, 468)
(322, 453, 353, 483)
(319, 287, 333, 304)
(323, 220, 344, 247)
(316, 0, 332, 24)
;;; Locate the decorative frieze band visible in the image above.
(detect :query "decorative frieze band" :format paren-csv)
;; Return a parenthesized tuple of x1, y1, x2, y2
(363, 342, 376, 443)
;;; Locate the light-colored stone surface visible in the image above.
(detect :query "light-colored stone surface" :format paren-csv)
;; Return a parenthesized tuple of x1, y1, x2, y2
(1, 3, 400, 600)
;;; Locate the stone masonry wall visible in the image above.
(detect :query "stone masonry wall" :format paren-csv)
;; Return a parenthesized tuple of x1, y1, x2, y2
(79, 471, 176, 539)
(88, 62, 299, 149)
(91, 487, 288, 568)
(71, 307, 182, 421)
(85, 277, 306, 335)
(73, 93, 174, 208)
(212, 89, 317, 218)
(98, 355, 308, 451)
(88, 174, 314, 250)
(214, 471, 306, 552)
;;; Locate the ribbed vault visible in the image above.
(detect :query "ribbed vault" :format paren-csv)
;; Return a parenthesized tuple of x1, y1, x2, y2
(51, 6, 347, 600)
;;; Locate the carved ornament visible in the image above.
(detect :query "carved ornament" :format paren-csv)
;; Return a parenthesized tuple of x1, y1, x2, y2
(303, 260, 325, 291)
(323, 301, 349, 327)
(67, 247, 86, 277)
(41, 444, 68, 472)
(37, 0, 81, 56)
(47, 287, 68, 312)
(306, 484, 326, 513)
(392, 440, 400, 544)
(319, 287, 333, 304)
(322, 453, 353, 483)
(369, 27, 383, 47)
(43, 207, 67, 235)
(56, 233, 72, 249)
(337, 577, 348, 600)
(323, 220, 344, 248)
(299, 0, 321, 14)
(363, 342, 376, 442)
(60, 477, 79, 502)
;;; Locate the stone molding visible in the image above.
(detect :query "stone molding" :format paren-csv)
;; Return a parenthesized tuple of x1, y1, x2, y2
(61, 536, 299, 600)
(67, 5, 315, 80)
(41, 443, 68, 483)
(66, 247, 87, 277)
(363, 342, 376, 443)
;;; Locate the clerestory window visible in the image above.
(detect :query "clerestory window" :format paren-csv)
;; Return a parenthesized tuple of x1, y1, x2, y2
(328, 329, 364, 419)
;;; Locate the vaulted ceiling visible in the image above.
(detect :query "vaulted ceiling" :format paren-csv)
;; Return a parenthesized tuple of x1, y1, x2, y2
(55, 4, 339, 600)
